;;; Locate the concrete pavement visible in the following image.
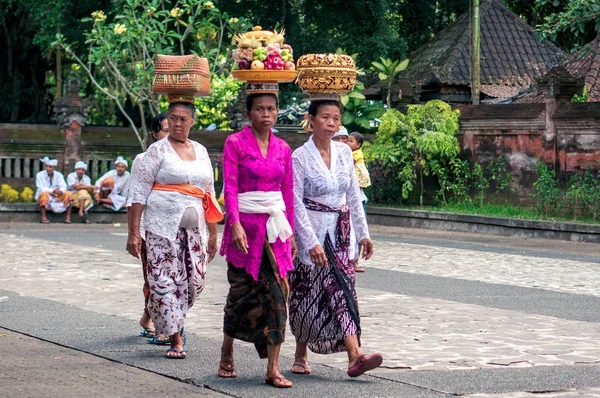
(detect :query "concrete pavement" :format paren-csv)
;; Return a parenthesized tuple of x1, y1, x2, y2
(1, 222, 600, 397)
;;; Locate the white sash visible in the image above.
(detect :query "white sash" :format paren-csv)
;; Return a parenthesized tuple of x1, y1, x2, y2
(238, 191, 292, 243)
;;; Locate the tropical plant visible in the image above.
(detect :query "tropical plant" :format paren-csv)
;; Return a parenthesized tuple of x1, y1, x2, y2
(365, 100, 460, 206)
(340, 82, 386, 133)
(20, 187, 34, 203)
(52, 0, 250, 150)
(371, 57, 409, 109)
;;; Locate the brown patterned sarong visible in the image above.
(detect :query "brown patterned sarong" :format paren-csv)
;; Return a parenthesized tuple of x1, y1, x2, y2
(223, 241, 289, 358)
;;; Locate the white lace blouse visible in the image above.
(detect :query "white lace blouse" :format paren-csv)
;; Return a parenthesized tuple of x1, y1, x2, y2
(131, 137, 215, 241)
(292, 137, 370, 265)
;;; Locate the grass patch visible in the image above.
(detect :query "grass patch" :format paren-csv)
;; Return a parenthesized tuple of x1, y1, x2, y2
(369, 202, 600, 225)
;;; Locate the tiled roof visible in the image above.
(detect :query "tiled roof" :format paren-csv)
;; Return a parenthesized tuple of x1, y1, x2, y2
(565, 31, 600, 102)
(401, 0, 564, 94)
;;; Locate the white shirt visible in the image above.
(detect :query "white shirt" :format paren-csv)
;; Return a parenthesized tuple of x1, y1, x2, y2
(131, 137, 215, 241)
(95, 169, 130, 194)
(95, 169, 130, 211)
(127, 153, 146, 238)
(35, 170, 67, 200)
(292, 137, 370, 265)
(66, 172, 92, 192)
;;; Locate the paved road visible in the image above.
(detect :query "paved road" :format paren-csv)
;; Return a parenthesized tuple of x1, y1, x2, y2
(1, 222, 599, 397)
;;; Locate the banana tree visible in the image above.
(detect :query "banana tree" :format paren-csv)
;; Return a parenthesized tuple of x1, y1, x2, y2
(371, 57, 409, 109)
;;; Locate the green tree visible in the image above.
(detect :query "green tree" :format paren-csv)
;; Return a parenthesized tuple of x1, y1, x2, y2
(54, 0, 249, 149)
(365, 100, 460, 206)
(536, 0, 600, 50)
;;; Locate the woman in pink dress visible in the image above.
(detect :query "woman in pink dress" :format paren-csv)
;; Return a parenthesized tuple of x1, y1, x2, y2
(218, 92, 296, 388)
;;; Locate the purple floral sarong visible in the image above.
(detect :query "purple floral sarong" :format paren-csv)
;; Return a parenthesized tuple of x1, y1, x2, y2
(145, 227, 207, 336)
(288, 199, 361, 354)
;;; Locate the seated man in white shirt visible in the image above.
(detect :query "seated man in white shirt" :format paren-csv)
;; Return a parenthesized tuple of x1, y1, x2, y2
(66, 161, 95, 223)
(35, 157, 73, 223)
(94, 156, 131, 211)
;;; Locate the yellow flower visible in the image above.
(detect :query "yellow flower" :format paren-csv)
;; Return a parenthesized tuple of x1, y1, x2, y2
(113, 24, 127, 34)
(21, 187, 34, 203)
(0, 184, 19, 203)
(229, 17, 239, 24)
(204, 1, 214, 9)
(91, 10, 107, 22)
(170, 7, 182, 18)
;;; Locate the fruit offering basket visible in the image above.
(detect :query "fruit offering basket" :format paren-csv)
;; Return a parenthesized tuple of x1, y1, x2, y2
(153, 54, 211, 96)
(232, 26, 297, 84)
(296, 53, 357, 94)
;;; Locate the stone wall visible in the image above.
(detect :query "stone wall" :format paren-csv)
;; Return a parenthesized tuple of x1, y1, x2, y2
(456, 102, 600, 198)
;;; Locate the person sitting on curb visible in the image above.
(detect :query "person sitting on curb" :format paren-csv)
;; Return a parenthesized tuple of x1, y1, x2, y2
(35, 157, 73, 224)
(66, 161, 95, 224)
(94, 156, 130, 211)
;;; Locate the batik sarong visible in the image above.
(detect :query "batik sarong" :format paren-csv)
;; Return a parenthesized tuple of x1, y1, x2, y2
(289, 199, 361, 354)
(145, 227, 207, 336)
(223, 241, 289, 358)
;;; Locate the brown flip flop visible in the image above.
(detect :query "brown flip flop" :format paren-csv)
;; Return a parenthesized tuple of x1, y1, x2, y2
(218, 361, 237, 378)
(347, 353, 383, 377)
(291, 361, 311, 374)
(264, 374, 292, 388)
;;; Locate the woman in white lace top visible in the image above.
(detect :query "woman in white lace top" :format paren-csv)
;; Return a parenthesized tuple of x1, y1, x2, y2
(289, 99, 382, 378)
(127, 102, 218, 359)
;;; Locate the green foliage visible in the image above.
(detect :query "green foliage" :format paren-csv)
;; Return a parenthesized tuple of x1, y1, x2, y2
(536, 0, 600, 49)
(572, 85, 589, 102)
(486, 156, 514, 197)
(532, 162, 563, 217)
(366, 100, 460, 206)
(340, 82, 385, 133)
(566, 166, 600, 220)
(472, 163, 489, 206)
(193, 74, 241, 130)
(52, 0, 249, 149)
(371, 57, 409, 108)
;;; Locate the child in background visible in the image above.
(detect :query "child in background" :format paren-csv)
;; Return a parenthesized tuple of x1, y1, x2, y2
(347, 132, 371, 273)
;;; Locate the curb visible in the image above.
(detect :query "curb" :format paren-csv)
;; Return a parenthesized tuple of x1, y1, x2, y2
(0, 203, 127, 224)
(366, 206, 600, 244)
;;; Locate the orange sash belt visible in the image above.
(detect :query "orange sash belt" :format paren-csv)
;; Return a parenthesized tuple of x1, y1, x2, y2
(152, 183, 224, 223)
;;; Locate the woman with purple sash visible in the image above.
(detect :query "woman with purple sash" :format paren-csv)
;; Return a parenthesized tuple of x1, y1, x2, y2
(289, 98, 382, 378)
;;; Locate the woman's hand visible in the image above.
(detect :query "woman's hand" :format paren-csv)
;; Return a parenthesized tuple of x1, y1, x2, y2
(126, 232, 142, 259)
(309, 244, 328, 268)
(231, 221, 249, 254)
(290, 235, 298, 261)
(207, 234, 218, 263)
(359, 238, 374, 260)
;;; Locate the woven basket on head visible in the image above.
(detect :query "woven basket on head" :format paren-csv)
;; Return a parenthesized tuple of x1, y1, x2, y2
(152, 54, 211, 96)
(296, 54, 357, 95)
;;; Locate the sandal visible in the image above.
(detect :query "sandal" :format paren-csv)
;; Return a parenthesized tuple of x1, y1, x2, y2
(355, 267, 366, 273)
(165, 348, 187, 359)
(264, 374, 292, 388)
(218, 361, 238, 378)
(347, 353, 383, 377)
(64, 220, 72, 224)
(40, 219, 50, 224)
(139, 328, 156, 338)
(291, 361, 311, 374)
(148, 335, 170, 345)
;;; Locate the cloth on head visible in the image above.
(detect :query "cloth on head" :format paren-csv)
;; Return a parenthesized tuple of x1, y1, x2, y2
(333, 126, 348, 138)
(114, 156, 128, 168)
(74, 161, 87, 170)
(40, 157, 58, 167)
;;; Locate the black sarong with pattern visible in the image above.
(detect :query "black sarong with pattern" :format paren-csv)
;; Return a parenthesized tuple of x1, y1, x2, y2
(223, 241, 289, 358)
(289, 198, 361, 355)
